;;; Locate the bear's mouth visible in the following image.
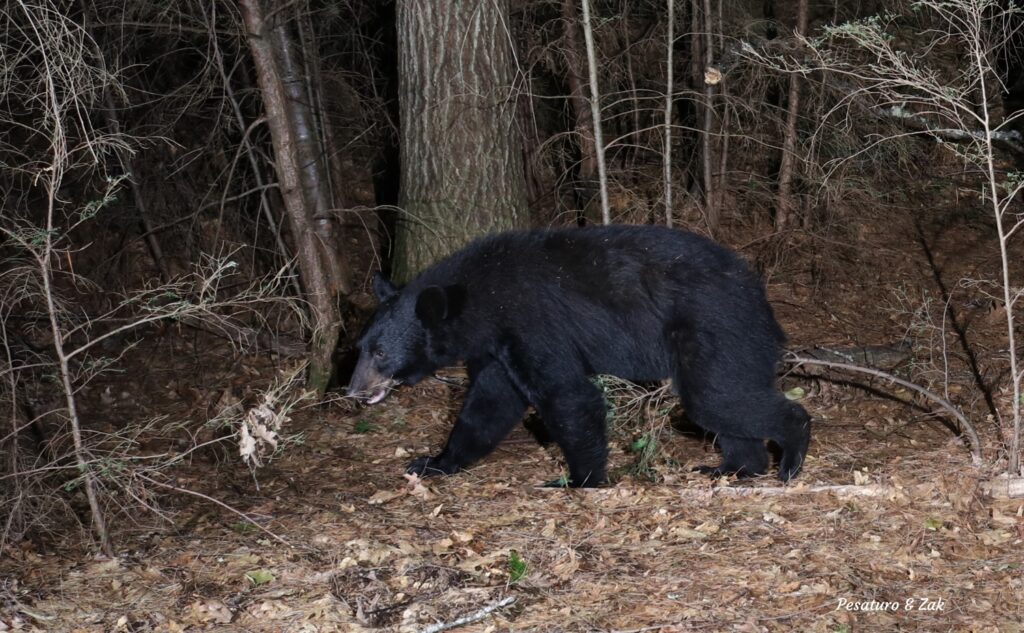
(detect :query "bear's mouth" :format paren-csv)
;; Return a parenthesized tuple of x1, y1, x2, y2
(366, 387, 389, 405)
(362, 379, 399, 405)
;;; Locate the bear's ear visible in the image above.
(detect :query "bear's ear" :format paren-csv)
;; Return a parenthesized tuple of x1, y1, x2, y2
(415, 285, 465, 326)
(372, 272, 398, 302)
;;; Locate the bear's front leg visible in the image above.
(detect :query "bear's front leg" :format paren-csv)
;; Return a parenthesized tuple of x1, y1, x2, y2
(406, 360, 528, 479)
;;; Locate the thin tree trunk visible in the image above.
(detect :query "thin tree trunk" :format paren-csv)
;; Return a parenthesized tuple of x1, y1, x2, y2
(621, 3, 642, 175)
(210, 17, 303, 299)
(517, 85, 547, 222)
(394, 0, 528, 280)
(664, 0, 675, 227)
(294, 9, 356, 296)
(1, 351, 27, 542)
(701, 0, 718, 229)
(775, 0, 808, 231)
(580, 0, 611, 225)
(37, 191, 113, 554)
(562, 0, 598, 220)
(239, 0, 342, 393)
(269, 16, 351, 298)
(717, 81, 730, 216)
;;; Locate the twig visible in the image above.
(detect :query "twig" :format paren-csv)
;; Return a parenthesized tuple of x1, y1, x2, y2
(785, 353, 982, 465)
(676, 483, 895, 498)
(137, 473, 291, 547)
(417, 596, 516, 633)
(603, 625, 706, 633)
(533, 483, 900, 497)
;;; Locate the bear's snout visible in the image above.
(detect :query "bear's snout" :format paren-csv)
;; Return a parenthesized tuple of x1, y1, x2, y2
(347, 353, 395, 404)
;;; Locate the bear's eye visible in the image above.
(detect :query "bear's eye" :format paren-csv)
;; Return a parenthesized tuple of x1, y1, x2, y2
(373, 349, 385, 360)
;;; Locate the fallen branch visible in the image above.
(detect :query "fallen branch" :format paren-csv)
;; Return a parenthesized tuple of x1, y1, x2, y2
(982, 475, 1024, 499)
(882, 105, 1024, 156)
(785, 353, 982, 466)
(417, 596, 516, 633)
(137, 474, 291, 547)
(677, 483, 895, 498)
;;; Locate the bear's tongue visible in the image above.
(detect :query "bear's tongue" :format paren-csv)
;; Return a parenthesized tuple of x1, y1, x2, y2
(367, 388, 388, 405)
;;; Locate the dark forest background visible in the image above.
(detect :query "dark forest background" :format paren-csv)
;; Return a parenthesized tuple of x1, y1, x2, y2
(2, 0, 1023, 562)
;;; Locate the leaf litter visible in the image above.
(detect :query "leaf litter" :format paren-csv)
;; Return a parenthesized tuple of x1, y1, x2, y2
(3, 216, 1024, 632)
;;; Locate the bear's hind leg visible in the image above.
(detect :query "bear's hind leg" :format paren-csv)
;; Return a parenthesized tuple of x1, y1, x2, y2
(694, 435, 768, 478)
(535, 382, 609, 488)
(774, 399, 811, 481)
(668, 321, 809, 481)
(407, 360, 528, 478)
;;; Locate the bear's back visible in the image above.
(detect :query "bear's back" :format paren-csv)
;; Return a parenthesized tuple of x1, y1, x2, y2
(417, 225, 747, 291)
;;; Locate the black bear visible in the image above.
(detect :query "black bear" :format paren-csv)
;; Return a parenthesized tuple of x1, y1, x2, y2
(348, 225, 810, 487)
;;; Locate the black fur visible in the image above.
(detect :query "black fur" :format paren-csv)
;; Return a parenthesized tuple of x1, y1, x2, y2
(348, 225, 811, 487)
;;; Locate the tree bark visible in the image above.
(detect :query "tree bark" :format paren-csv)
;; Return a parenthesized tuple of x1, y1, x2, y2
(775, 0, 808, 231)
(239, 0, 342, 393)
(394, 0, 529, 281)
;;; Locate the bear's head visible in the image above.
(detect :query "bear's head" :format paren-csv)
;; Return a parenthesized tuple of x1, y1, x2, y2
(347, 273, 465, 404)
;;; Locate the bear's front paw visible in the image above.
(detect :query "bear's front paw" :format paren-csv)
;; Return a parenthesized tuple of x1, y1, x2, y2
(406, 456, 459, 478)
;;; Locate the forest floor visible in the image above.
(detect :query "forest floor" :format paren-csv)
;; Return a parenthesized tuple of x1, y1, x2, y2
(2, 209, 1024, 632)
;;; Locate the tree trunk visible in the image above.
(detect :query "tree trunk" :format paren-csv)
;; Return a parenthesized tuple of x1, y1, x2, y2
(700, 0, 718, 230)
(562, 0, 598, 219)
(393, 0, 529, 281)
(775, 0, 808, 231)
(239, 0, 342, 393)
(664, 0, 675, 228)
(269, 14, 351, 298)
(579, 0, 611, 225)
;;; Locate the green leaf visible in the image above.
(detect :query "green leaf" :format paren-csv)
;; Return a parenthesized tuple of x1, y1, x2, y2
(924, 518, 942, 531)
(784, 386, 806, 401)
(549, 474, 570, 488)
(245, 569, 274, 586)
(231, 521, 258, 534)
(631, 435, 651, 453)
(507, 550, 527, 583)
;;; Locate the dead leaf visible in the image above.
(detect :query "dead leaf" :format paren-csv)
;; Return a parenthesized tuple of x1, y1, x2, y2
(552, 548, 579, 581)
(189, 600, 232, 624)
(367, 489, 404, 505)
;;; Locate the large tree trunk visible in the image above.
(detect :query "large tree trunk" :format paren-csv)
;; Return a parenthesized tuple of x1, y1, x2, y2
(393, 0, 529, 281)
(239, 0, 343, 393)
